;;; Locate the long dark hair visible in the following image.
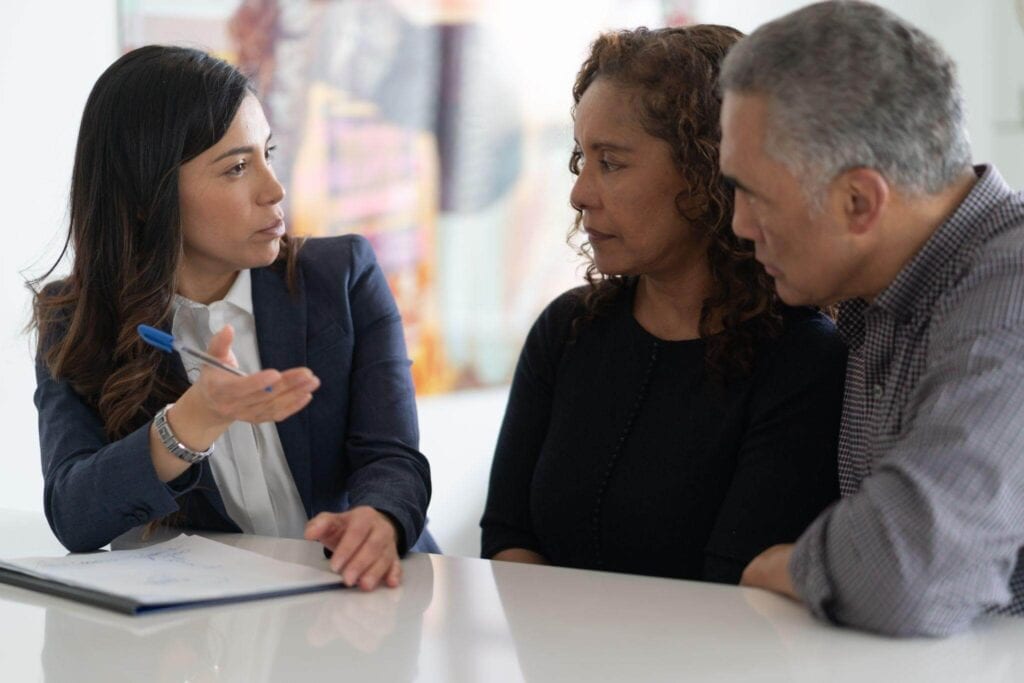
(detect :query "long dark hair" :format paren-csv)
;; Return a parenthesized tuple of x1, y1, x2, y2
(569, 26, 780, 380)
(30, 45, 303, 439)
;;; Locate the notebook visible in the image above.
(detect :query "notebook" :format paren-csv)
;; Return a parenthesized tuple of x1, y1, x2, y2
(0, 534, 343, 615)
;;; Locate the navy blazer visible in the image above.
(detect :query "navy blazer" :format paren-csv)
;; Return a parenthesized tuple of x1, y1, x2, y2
(35, 235, 434, 554)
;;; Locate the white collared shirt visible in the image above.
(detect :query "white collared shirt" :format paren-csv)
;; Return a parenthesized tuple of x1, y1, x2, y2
(171, 270, 308, 539)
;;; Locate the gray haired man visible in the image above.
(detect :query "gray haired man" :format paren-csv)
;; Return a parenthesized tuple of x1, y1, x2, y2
(719, 0, 1024, 636)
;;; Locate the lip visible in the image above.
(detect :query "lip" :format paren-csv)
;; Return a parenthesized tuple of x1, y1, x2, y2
(584, 227, 615, 242)
(758, 259, 781, 278)
(258, 218, 286, 237)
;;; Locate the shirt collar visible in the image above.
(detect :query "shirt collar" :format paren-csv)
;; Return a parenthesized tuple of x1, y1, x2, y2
(872, 164, 1011, 321)
(221, 269, 254, 316)
(836, 298, 869, 349)
(173, 269, 254, 316)
(836, 165, 1013, 347)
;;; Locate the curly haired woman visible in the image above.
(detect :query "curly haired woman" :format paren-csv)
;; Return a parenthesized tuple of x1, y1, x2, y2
(481, 26, 845, 583)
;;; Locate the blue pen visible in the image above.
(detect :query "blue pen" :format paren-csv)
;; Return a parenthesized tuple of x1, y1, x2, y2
(137, 324, 249, 379)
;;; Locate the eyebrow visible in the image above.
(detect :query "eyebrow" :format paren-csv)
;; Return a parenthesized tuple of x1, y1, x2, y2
(722, 174, 761, 199)
(209, 133, 274, 164)
(573, 138, 634, 153)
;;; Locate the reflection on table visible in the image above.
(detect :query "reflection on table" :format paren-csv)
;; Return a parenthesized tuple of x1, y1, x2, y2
(1, 509, 1023, 682)
(40, 554, 433, 682)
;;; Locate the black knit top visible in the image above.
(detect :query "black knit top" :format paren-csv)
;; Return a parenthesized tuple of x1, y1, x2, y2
(481, 284, 846, 583)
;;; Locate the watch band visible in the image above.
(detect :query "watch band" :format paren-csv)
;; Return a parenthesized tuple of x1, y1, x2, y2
(154, 404, 214, 464)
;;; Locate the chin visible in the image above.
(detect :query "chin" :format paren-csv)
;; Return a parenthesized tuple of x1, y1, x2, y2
(775, 282, 819, 307)
(593, 258, 637, 278)
(252, 239, 282, 267)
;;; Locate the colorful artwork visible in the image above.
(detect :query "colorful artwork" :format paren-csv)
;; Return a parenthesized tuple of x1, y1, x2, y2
(119, 0, 697, 393)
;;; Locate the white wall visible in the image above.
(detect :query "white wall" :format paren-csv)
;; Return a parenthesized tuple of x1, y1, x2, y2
(418, 387, 508, 557)
(0, 1, 117, 512)
(1, 1, 1021, 559)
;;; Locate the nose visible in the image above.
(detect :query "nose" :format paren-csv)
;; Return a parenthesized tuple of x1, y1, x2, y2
(259, 164, 286, 206)
(731, 192, 760, 243)
(569, 163, 597, 213)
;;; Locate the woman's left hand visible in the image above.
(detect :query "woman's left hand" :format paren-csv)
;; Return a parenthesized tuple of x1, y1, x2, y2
(305, 507, 402, 591)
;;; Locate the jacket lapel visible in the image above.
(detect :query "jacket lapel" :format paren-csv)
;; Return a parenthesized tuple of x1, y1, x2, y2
(250, 265, 314, 515)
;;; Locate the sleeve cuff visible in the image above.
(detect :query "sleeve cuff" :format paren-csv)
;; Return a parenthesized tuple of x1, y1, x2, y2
(374, 507, 408, 556)
(481, 530, 544, 560)
(790, 511, 840, 624)
(117, 421, 188, 522)
(164, 461, 204, 496)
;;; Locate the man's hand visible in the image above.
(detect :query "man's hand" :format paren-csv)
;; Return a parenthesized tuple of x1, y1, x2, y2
(305, 507, 402, 591)
(740, 543, 800, 601)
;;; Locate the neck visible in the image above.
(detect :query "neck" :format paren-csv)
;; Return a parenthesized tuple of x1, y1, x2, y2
(176, 264, 240, 305)
(861, 169, 977, 302)
(632, 261, 714, 341)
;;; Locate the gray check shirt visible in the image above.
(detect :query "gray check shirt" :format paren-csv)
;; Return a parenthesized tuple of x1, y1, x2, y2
(790, 165, 1024, 636)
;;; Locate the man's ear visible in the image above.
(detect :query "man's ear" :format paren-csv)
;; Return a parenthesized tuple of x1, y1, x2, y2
(840, 168, 889, 236)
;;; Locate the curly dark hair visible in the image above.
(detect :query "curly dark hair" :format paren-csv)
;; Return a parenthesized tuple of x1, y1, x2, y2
(568, 25, 780, 380)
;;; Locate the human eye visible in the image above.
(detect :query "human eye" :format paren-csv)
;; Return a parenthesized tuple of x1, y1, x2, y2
(570, 146, 583, 174)
(600, 155, 621, 172)
(226, 159, 247, 177)
(725, 177, 761, 207)
(265, 144, 277, 164)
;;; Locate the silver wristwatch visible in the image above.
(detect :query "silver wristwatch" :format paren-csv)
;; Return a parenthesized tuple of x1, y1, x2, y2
(153, 404, 214, 464)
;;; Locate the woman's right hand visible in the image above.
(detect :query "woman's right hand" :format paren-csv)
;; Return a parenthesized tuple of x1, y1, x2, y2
(190, 324, 320, 427)
(148, 325, 320, 481)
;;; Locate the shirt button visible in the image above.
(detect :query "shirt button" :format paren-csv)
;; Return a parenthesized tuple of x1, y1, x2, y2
(873, 383, 884, 400)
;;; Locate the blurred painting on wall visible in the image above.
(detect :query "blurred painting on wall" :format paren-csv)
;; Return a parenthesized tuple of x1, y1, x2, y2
(119, 0, 696, 393)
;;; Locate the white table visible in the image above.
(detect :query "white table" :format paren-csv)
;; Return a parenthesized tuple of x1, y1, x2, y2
(1, 510, 1022, 682)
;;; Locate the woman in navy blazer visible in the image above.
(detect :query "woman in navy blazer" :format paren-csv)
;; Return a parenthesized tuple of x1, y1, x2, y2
(32, 46, 434, 591)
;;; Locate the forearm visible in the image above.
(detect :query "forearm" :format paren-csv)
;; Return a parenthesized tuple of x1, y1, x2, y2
(342, 307, 429, 551)
(780, 327, 1024, 636)
(479, 343, 559, 562)
(705, 311, 843, 585)
(37, 371, 202, 551)
(789, 470, 1014, 637)
(492, 548, 549, 565)
(148, 386, 232, 482)
(43, 422, 197, 552)
(347, 466, 429, 556)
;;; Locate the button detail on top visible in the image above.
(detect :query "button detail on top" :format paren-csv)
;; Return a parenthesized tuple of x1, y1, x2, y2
(872, 383, 884, 400)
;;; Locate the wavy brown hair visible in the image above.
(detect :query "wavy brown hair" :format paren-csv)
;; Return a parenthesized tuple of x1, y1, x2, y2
(569, 26, 780, 380)
(31, 46, 303, 441)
